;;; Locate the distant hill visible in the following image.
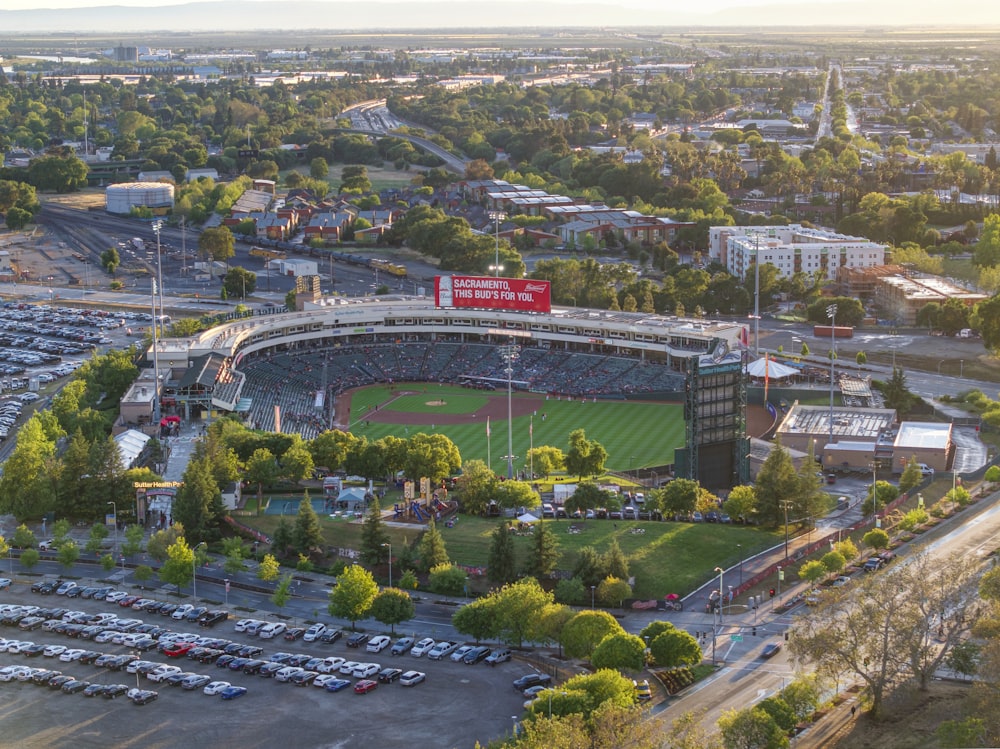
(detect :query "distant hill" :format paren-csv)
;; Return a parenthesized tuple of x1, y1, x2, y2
(0, 0, 995, 33)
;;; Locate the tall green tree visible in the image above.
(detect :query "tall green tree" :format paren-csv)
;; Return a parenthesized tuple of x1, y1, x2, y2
(564, 429, 608, 479)
(591, 632, 646, 672)
(328, 563, 379, 629)
(0, 414, 58, 519)
(882, 367, 916, 418)
(271, 574, 293, 610)
(159, 537, 195, 592)
(198, 225, 235, 266)
(293, 492, 324, 555)
(526, 520, 560, 578)
(601, 538, 629, 580)
(754, 441, 799, 527)
(359, 497, 390, 566)
(172, 457, 225, 544)
(257, 553, 280, 583)
(561, 610, 626, 660)
(494, 577, 554, 648)
(245, 448, 278, 516)
(452, 596, 499, 643)
(418, 518, 449, 572)
(487, 520, 517, 584)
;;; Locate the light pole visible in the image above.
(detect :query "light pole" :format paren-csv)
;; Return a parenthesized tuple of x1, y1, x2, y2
(107, 501, 117, 554)
(489, 210, 505, 277)
(870, 461, 878, 521)
(382, 542, 392, 588)
(715, 566, 724, 622)
(192, 541, 206, 598)
(151, 220, 165, 339)
(737, 544, 743, 587)
(826, 303, 837, 453)
(501, 341, 519, 480)
(753, 234, 760, 357)
(779, 500, 792, 562)
(590, 585, 596, 609)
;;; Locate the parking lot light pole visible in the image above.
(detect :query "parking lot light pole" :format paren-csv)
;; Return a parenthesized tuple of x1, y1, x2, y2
(827, 303, 837, 452)
(590, 585, 595, 609)
(737, 544, 743, 587)
(192, 541, 206, 598)
(715, 566, 724, 623)
(107, 501, 117, 553)
(382, 542, 392, 588)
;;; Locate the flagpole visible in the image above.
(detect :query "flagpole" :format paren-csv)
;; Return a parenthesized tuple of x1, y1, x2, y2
(529, 415, 534, 480)
(487, 416, 492, 472)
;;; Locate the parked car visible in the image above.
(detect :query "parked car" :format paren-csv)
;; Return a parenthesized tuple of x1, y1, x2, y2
(346, 632, 369, 648)
(319, 628, 342, 644)
(463, 646, 492, 665)
(513, 673, 553, 692)
(353, 662, 380, 679)
(450, 645, 475, 663)
(378, 667, 402, 683)
(203, 680, 232, 695)
(220, 685, 248, 700)
(324, 678, 353, 692)
(410, 638, 435, 657)
(353, 679, 378, 694)
(634, 679, 652, 701)
(485, 649, 511, 666)
(427, 640, 458, 660)
(390, 637, 414, 655)
(366, 635, 391, 653)
(399, 670, 426, 686)
(303, 623, 326, 642)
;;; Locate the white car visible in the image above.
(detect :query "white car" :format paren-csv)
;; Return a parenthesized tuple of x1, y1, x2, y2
(55, 581, 78, 596)
(147, 665, 182, 683)
(275, 667, 302, 683)
(353, 662, 380, 678)
(126, 660, 155, 675)
(244, 620, 268, 636)
(410, 638, 435, 657)
(0, 665, 31, 682)
(366, 636, 391, 653)
(259, 622, 287, 639)
(317, 657, 345, 674)
(8, 641, 35, 654)
(203, 680, 231, 695)
(94, 630, 118, 643)
(104, 591, 128, 603)
(43, 644, 67, 658)
(171, 604, 194, 620)
(121, 633, 149, 647)
(303, 623, 326, 642)
(338, 660, 362, 675)
(450, 645, 475, 663)
(0, 639, 22, 653)
(234, 618, 258, 633)
(0, 578, 11, 589)
(313, 674, 340, 688)
(427, 641, 458, 660)
(59, 649, 87, 662)
(399, 670, 426, 686)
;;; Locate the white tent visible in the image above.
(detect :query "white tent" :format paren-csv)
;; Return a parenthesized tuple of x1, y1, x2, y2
(516, 512, 539, 524)
(746, 357, 799, 380)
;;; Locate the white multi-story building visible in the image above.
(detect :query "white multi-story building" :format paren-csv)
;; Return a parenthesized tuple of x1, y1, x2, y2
(707, 225, 886, 281)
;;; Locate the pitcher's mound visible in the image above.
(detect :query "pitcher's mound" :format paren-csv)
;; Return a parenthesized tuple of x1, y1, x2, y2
(426, 400, 447, 407)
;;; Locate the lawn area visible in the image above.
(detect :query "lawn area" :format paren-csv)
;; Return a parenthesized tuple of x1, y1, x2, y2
(347, 383, 686, 471)
(248, 503, 780, 600)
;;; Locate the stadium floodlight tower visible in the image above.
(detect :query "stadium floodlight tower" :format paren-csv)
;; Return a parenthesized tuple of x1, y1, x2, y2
(826, 303, 837, 449)
(500, 341, 520, 480)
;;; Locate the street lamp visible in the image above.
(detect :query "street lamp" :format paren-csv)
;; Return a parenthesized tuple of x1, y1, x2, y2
(500, 341, 520, 480)
(827, 303, 838, 453)
(590, 585, 596, 609)
(382, 542, 392, 588)
(870, 461, 878, 521)
(151, 219, 165, 339)
(107, 501, 117, 554)
(489, 210, 505, 277)
(192, 541, 207, 598)
(715, 566, 724, 623)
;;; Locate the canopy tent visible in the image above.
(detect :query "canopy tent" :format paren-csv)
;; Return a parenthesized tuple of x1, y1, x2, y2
(746, 357, 799, 380)
(516, 513, 539, 524)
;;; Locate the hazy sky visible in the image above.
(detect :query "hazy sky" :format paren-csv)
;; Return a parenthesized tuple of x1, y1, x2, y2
(0, 0, 838, 11)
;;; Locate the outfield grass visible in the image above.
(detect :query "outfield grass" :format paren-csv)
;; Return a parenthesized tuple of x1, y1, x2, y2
(347, 383, 686, 471)
(250, 503, 780, 599)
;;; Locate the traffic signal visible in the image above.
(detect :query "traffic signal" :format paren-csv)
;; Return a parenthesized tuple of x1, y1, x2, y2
(752, 627, 757, 637)
(769, 588, 776, 598)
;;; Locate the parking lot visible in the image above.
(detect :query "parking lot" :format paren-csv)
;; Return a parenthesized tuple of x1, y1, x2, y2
(0, 578, 533, 749)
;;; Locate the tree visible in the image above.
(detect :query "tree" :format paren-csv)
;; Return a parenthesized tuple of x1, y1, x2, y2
(328, 563, 379, 629)
(0, 414, 58, 519)
(198, 225, 235, 266)
(798, 560, 827, 585)
(85, 522, 109, 555)
(565, 482, 611, 516)
(51, 519, 70, 549)
(159, 537, 195, 592)
(122, 524, 144, 557)
(147, 523, 184, 563)
(452, 596, 499, 643)
(370, 588, 416, 633)
(418, 519, 449, 572)
(526, 521, 560, 577)
(309, 157, 329, 180)
(257, 553, 280, 583)
(526, 446, 565, 478)
(602, 538, 629, 580)
(494, 480, 540, 511)
(596, 575, 632, 608)
(864, 480, 898, 516)
(3, 206, 32, 230)
(561, 610, 625, 660)
(271, 518, 293, 557)
(293, 493, 324, 555)
(224, 548, 247, 575)
(754, 441, 799, 526)
(862, 527, 890, 552)
(648, 627, 702, 669)
(27, 153, 89, 192)
(723, 485, 757, 524)
(487, 520, 517, 584)
(717, 706, 789, 749)
(359, 497, 390, 566)
(173, 457, 225, 545)
(820, 550, 846, 575)
(564, 429, 608, 479)
(100, 247, 120, 276)
(223, 266, 257, 299)
(899, 458, 923, 494)
(493, 577, 553, 647)
(12, 524, 36, 549)
(881, 367, 915, 418)
(100, 554, 115, 572)
(659, 478, 699, 518)
(591, 632, 646, 672)
(403, 433, 461, 483)
(573, 546, 605, 589)
(535, 603, 574, 656)
(20, 548, 39, 570)
(455, 459, 496, 515)
(428, 563, 467, 596)
(271, 574, 293, 609)
(398, 569, 418, 590)
(245, 448, 279, 516)
(55, 539, 78, 569)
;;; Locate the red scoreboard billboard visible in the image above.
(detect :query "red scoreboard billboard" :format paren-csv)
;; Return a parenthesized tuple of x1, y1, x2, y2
(435, 275, 551, 313)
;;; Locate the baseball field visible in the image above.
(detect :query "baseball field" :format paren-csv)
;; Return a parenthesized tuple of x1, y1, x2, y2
(340, 383, 687, 472)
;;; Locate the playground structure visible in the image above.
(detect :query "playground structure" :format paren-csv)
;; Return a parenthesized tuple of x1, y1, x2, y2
(392, 480, 457, 525)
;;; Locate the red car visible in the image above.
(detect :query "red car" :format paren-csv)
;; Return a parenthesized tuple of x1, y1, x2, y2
(353, 679, 378, 694)
(163, 642, 195, 658)
(118, 596, 140, 608)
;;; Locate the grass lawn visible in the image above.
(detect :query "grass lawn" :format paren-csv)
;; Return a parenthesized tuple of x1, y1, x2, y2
(347, 383, 686, 471)
(249, 504, 780, 599)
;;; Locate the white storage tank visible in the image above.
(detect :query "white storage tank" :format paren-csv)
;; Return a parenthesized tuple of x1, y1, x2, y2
(105, 182, 175, 215)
